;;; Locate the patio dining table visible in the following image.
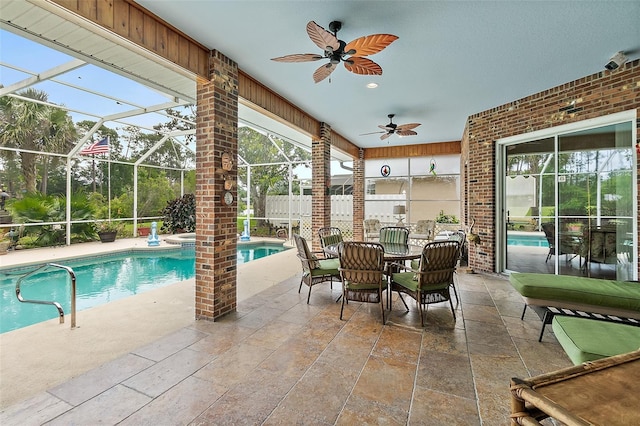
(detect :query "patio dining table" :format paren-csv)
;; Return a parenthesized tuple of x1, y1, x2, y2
(323, 242, 423, 307)
(323, 242, 423, 263)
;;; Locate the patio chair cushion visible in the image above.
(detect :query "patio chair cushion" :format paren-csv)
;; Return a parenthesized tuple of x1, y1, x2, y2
(343, 279, 386, 291)
(310, 258, 340, 276)
(392, 271, 449, 292)
(552, 316, 640, 365)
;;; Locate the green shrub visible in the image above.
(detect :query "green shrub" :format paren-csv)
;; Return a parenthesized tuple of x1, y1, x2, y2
(161, 194, 195, 233)
(10, 191, 96, 246)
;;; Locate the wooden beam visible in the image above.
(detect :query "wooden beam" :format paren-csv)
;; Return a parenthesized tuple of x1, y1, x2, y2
(364, 141, 461, 159)
(51, 0, 209, 78)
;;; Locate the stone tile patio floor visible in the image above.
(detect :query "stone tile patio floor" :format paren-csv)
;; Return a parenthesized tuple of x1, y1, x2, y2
(1, 270, 571, 425)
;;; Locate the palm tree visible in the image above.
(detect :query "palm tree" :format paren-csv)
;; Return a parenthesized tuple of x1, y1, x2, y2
(0, 89, 77, 193)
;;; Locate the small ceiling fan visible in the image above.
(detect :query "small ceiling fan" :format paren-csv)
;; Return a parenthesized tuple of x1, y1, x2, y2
(271, 21, 398, 83)
(361, 114, 421, 140)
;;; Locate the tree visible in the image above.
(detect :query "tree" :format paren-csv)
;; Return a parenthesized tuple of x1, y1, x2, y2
(0, 89, 77, 193)
(237, 127, 309, 224)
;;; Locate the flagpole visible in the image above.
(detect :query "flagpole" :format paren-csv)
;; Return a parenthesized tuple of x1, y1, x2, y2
(107, 136, 111, 221)
(91, 157, 96, 192)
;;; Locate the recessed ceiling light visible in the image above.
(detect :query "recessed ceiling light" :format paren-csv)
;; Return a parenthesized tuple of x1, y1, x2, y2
(366, 82, 378, 89)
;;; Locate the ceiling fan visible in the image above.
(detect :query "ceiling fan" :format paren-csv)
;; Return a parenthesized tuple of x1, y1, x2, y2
(271, 21, 398, 83)
(361, 114, 421, 140)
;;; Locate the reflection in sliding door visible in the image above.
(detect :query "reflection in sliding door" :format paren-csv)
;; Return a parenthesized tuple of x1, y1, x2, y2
(504, 138, 555, 274)
(557, 122, 634, 280)
(501, 118, 636, 280)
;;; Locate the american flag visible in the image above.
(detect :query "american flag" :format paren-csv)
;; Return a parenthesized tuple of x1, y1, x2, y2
(80, 137, 109, 155)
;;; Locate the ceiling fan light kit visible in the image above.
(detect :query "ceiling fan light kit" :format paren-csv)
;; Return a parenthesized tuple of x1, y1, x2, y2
(271, 20, 398, 83)
(360, 113, 421, 140)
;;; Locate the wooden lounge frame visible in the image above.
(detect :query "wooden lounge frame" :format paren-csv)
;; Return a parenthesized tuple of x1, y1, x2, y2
(510, 349, 640, 425)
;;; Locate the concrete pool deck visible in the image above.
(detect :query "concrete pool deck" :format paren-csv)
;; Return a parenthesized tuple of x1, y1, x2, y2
(0, 236, 298, 409)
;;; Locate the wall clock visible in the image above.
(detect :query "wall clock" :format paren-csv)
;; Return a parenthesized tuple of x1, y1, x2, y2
(222, 191, 234, 206)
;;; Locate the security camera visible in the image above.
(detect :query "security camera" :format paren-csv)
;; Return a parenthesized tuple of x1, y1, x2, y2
(605, 51, 627, 70)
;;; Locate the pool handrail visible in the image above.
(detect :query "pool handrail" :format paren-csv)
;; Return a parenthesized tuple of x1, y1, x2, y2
(15, 263, 77, 329)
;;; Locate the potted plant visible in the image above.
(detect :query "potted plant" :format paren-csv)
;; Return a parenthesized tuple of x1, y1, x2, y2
(137, 226, 151, 237)
(434, 210, 461, 235)
(94, 221, 123, 243)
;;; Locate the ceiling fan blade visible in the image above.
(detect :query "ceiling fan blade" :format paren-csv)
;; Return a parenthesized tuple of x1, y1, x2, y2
(359, 131, 385, 136)
(396, 123, 421, 132)
(313, 63, 336, 83)
(306, 21, 340, 52)
(344, 57, 383, 76)
(380, 133, 391, 141)
(396, 130, 418, 137)
(271, 53, 324, 62)
(344, 34, 399, 56)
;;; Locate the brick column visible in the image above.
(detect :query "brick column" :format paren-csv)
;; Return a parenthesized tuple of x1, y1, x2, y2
(352, 148, 365, 241)
(195, 50, 238, 320)
(311, 122, 332, 251)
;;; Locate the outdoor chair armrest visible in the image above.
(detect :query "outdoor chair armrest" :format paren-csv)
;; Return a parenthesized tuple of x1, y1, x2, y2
(311, 250, 329, 259)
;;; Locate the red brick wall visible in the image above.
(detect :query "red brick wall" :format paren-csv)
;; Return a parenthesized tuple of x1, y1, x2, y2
(311, 123, 332, 251)
(352, 148, 365, 241)
(195, 50, 239, 320)
(463, 59, 640, 275)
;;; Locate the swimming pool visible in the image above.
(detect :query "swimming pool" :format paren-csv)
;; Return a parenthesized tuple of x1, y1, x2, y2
(507, 234, 548, 247)
(1, 242, 289, 333)
(237, 242, 289, 264)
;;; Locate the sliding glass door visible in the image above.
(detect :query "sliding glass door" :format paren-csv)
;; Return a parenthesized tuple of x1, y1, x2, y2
(499, 113, 637, 280)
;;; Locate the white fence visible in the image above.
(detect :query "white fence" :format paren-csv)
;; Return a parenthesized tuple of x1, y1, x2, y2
(264, 195, 463, 241)
(266, 195, 351, 221)
(265, 195, 422, 224)
(265, 195, 352, 239)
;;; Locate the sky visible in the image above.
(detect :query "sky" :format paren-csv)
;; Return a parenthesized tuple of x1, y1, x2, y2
(0, 29, 346, 178)
(1, 29, 177, 131)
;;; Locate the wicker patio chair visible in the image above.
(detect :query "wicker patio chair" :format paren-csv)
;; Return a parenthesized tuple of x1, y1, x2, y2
(318, 227, 343, 258)
(379, 226, 409, 245)
(411, 219, 436, 241)
(541, 222, 581, 263)
(363, 219, 381, 241)
(390, 240, 459, 326)
(293, 234, 341, 304)
(337, 241, 387, 324)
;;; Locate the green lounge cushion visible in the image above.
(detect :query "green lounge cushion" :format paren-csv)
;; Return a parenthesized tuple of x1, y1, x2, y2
(552, 316, 640, 365)
(509, 273, 640, 312)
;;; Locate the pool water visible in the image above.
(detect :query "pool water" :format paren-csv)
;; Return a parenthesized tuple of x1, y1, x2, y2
(1, 242, 288, 333)
(507, 234, 548, 247)
(237, 243, 288, 264)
